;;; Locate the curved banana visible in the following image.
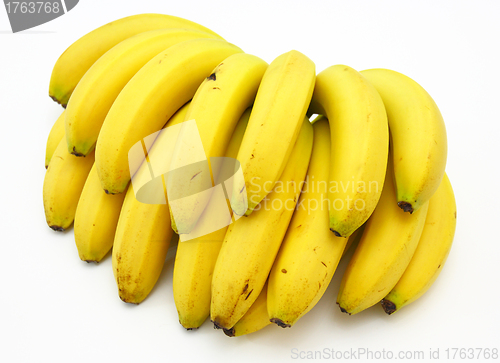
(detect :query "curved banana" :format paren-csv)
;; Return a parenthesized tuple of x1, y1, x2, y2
(111, 103, 189, 304)
(230, 50, 315, 216)
(74, 165, 127, 263)
(361, 68, 447, 214)
(66, 28, 219, 157)
(45, 111, 66, 168)
(267, 117, 350, 328)
(96, 38, 243, 194)
(211, 117, 313, 330)
(223, 281, 272, 337)
(49, 13, 222, 107)
(337, 161, 429, 315)
(308, 65, 389, 238)
(43, 137, 94, 231)
(167, 53, 268, 234)
(173, 109, 250, 330)
(381, 173, 456, 314)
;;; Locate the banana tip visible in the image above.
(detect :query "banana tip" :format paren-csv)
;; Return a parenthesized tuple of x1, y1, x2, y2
(49, 94, 66, 108)
(211, 320, 224, 330)
(330, 228, 342, 237)
(270, 318, 291, 328)
(83, 260, 99, 264)
(338, 305, 351, 315)
(71, 146, 85, 157)
(223, 327, 235, 337)
(119, 295, 140, 305)
(49, 225, 65, 232)
(397, 201, 414, 214)
(381, 299, 396, 315)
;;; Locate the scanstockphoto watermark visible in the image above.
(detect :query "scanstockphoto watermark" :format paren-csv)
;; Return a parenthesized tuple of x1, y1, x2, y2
(128, 120, 380, 241)
(290, 347, 499, 360)
(250, 176, 380, 214)
(249, 175, 380, 196)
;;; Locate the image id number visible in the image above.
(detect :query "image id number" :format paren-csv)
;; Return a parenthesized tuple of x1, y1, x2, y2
(445, 348, 498, 360)
(5, 2, 60, 14)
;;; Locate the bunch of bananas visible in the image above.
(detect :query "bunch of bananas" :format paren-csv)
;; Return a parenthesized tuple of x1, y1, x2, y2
(43, 13, 457, 337)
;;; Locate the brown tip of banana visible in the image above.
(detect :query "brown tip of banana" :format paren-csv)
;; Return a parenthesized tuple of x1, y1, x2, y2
(71, 147, 85, 157)
(338, 304, 351, 315)
(49, 225, 65, 232)
(49, 94, 60, 104)
(185, 327, 199, 331)
(49, 94, 67, 108)
(119, 295, 139, 305)
(397, 201, 414, 214)
(381, 299, 397, 315)
(212, 320, 224, 330)
(223, 327, 235, 337)
(330, 228, 342, 237)
(270, 318, 291, 328)
(83, 260, 99, 264)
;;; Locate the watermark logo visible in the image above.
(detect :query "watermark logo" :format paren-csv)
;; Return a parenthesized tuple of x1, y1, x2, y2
(129, 119, 246, 242)
(3, 0, 79, 33)
(129, 119, 380, 241)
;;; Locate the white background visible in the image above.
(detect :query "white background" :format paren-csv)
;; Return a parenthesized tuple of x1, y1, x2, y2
(1, 0, 499, 362)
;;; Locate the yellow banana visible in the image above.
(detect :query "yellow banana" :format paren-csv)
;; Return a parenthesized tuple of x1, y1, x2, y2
(267, 117, 350, 328)
(381, 173, 456, 314)
(74, 165, 127, 263)
(223, 281, 272, 337)
(337, 161, 429, 315)
(43, 137, 94, 231)
(66, 28, 219, 157)
(230, 50, 315, 216)
(45, 111, 66, 168)
(211, 118, 313, 330)
(173, 109, 250, 329)
(111, 103, 189, 304)
(361, 68, 447, 213)
(308, 65, 389, 238)
(96, 38, 243, 194)
(49, 13, 222, 107)
(167, 53, 268, 234)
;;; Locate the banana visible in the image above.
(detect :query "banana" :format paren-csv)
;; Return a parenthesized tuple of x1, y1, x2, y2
(308, 65, 389, 238)
(230, 50, 315, 216)
(74, 165, 127, 263)
(223, 281, 272, 337)
(111, 103, 189, 304)
(337, 161, 429, 315)
(112, 186, 173, 303)
(381, 173, 456, 314)
(43, 137, 94, 231)
(361, 69, 447, 214)
(211, 117, 313, 330)
(66, 28, 219, 157)
(96, 38, 243, 195)
(267, 117, 350, 328)
(167, 53, 268, 234)
(173, 109, 250, 330)
(45, 110, 66, 168)
(49, 13, 222, 107)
